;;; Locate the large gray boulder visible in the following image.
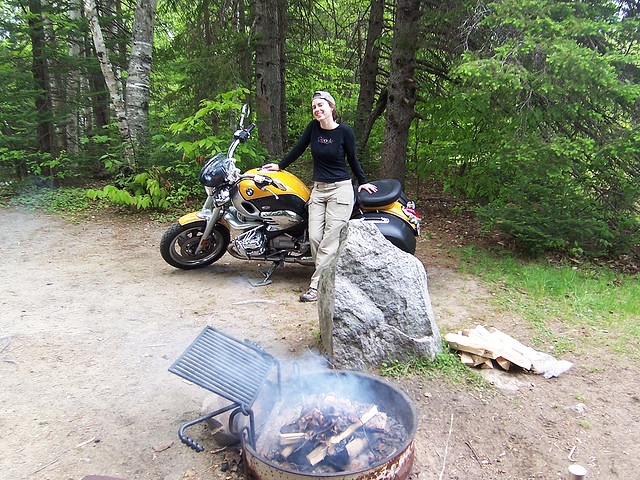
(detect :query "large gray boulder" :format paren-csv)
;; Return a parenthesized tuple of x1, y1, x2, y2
(318, 219, 442, 370)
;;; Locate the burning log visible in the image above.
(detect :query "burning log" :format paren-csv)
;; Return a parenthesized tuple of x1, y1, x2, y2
(332, 405, 379, 444)
(256, 392, 406, 474)
(306, 405, 379, 466)
(346, 436, 369, 458)
(279, 432, 307, 445)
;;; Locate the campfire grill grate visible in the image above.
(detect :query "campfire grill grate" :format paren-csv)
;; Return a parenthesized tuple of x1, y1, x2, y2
(169, 326, 280, 452)
(169, 326, 277, 409)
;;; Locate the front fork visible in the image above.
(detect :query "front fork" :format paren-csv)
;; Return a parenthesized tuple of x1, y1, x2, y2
(180, 197, 223, 255)
(195, 207, 222, 254)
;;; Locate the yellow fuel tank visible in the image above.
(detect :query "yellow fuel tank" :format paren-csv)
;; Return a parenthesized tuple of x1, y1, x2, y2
(231, 169, 310, 218)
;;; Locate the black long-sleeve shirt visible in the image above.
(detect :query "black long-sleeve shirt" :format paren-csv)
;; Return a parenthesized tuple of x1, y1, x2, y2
(278, 120, 367, 185)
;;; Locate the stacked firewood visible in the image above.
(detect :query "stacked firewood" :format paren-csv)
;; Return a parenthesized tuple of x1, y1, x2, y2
(255, 392, 405, 473)
(444, 325, 573, 377)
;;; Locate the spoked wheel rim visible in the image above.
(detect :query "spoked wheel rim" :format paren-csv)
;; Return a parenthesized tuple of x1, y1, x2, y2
(168, 225, 226, 267)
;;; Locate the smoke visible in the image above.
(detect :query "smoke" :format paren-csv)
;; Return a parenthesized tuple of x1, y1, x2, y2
(244, 356, 416, 475)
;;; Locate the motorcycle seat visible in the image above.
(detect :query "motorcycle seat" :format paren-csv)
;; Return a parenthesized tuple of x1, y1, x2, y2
(357, 178, 403, 207)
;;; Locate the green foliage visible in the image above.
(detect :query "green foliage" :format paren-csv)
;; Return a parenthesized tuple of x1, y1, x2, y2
(27, 151, 79, 182)
(164, 88, 266, 170)
(2, 0, 639, 263)
(0, 36, 39, 180)
(87, 89, 270, 211)
(87, 169, 172, 210)
(380, 346, 488, 388)
(284, 37, 360, 132)
(416, 0, 640, 259)
(472, 148, 621, 257)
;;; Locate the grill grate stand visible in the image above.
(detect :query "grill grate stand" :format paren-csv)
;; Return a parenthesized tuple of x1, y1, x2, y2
(169, 326, 280, 452)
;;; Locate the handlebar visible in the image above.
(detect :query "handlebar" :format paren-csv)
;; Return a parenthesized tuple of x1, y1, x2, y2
(235, 123, 255, 143)
(245, 173, 286, 191)
(227, 123, 255, 158)
(237, 173, 286, 201)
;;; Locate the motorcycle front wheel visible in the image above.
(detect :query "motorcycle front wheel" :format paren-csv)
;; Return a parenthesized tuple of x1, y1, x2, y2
(160, 221, 230, 269)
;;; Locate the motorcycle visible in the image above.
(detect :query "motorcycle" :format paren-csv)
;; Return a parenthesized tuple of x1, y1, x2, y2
(160, 104, 421, 285)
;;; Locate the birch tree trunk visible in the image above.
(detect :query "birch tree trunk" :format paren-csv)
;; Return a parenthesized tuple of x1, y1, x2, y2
(126, 0, 158, 153)
(84, 0, 135, 166)
(84, 0, 156, 167)
(380, 0, 422, 184)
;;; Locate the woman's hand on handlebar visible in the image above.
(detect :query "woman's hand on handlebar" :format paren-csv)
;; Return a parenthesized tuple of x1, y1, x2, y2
(358, 183, 378, 194)
(261, 163, 280, 172)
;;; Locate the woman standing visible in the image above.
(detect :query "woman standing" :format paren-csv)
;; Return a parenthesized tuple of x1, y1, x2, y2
(262, 91, 377, 302)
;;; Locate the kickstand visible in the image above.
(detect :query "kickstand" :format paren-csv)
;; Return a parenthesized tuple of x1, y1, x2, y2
(249, 260, 281, 287)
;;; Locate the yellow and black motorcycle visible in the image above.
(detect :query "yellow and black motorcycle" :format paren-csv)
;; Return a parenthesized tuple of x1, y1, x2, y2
(160, 105, 421, 285)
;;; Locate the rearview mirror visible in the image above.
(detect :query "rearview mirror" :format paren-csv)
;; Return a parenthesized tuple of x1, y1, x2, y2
(239, 104, 250, 127)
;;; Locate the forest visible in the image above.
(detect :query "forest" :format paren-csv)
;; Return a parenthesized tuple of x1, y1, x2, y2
(1, 0, 639, 261)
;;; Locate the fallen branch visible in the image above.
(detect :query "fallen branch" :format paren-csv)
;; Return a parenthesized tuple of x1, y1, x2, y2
(232, 300, 277, 305)
(75, 436, 97, 448)
(0, 336, 11, 354)
(438, 413, 454, 480)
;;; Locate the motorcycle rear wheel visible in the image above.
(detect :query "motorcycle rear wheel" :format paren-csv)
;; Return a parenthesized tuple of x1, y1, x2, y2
(160, 221, 230, 269)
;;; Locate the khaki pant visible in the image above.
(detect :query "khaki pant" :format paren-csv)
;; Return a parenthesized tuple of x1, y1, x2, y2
(307, 180, 355, 290)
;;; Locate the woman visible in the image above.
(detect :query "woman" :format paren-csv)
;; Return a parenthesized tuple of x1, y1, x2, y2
(262, 91, 377, 302)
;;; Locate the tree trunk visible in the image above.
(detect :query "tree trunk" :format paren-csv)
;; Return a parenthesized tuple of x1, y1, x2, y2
(277, 0, 287, 148)
(87, 69, 110, 153)
(85, 0, 155, 168)
(380, 0, 422, 184)
(27, 0, 56, 156)
(254, 0, 286, 159)
(84, 0, 134, 165)
(354, 0, 384, 158)
(126, 0, 158, 157)
(237, 0, 253, 91)
(64, 2, 82, 157)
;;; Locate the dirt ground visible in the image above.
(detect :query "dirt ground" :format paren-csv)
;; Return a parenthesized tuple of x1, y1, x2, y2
(1, 205, 638, 480)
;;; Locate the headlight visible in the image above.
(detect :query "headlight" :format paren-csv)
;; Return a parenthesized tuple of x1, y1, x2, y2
(199, 162, 230, 187)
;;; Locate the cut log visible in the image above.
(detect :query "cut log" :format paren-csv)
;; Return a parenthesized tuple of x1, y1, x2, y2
(329, 405, 379, 444)
(346, 437, 369, 458)
(488, 327, 539, 359)
(280, 444, 295, 459)
(459, 352, 476, 365)
(365, 411, 388, 431)
(460, 352, 493, 367)
(306, 405, 379, 466)
(477, 326, 531, 370)
(495, 356, 511, 371)
(444, 332, 495, 357)
(306, 444, 329, 466)
(255, 402, 302, 456)
(479, 357, 494, 369)
(447, 326, 533, 370)
(279, 432, 306, 445)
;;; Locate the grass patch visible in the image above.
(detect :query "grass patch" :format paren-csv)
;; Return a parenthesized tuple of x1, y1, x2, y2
(457, 246, 640, 359)
(7, 185, 103, 221)
(380, 346, 488, 389)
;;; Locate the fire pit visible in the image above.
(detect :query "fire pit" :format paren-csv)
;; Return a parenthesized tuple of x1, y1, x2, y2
(243, 370, 417, 480)
(169, 327, 417, 480)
